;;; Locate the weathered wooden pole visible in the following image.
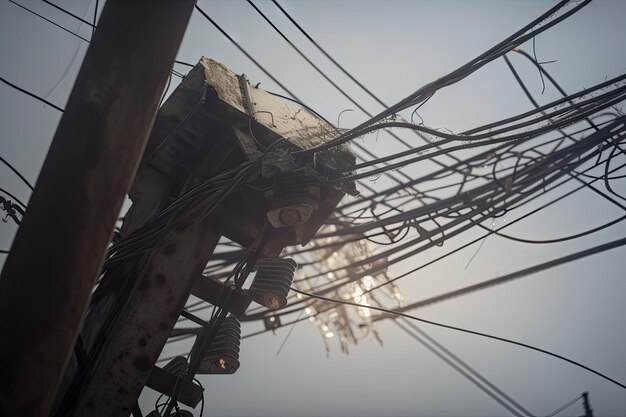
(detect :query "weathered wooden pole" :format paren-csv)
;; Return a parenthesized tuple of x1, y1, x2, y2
(0, 2, 195, 416)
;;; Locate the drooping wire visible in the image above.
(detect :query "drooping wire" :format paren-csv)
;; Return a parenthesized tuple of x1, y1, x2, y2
(544, 394, 583, 417)
(291, 286, 626, 391)
(40, 0, 95, 27)
(0, 155, 34, 191)
(395, 319, 531, 417)
(0, 76, 64, 111)
(8, 0, 90, 43)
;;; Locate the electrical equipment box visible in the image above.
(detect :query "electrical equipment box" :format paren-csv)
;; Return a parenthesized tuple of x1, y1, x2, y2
(126, 57, 356, 257)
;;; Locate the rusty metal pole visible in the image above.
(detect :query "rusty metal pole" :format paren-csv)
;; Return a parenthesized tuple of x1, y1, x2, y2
(0, 2, 195, 417)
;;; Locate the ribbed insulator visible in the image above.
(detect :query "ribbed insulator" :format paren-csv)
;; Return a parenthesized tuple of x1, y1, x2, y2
(272, 169, 318, 209)
(196, 315, 241, 375)
(249, 258, 297, 310)
(162, 355, 189, 377)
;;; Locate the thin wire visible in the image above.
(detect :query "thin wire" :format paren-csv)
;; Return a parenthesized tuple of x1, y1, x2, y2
(194, 4, 303, 102)
(544, 394, 583, 417)
(271, 0, 389, 109)
(263, 0, 464, 177)
(1, 76, 64, 111)
(464, 220, 493, 269)
(8, 0, 90, 43)
(293, 0, 593, 157)
(275, 311, 304, 356)
(0, 156, 34, 190)
(40, 0, 95, 27)
(292, 287, 626, 391)
(399, 318, 535, 416)
(44, 0, 93, 99)
(395, 320, 526, 417)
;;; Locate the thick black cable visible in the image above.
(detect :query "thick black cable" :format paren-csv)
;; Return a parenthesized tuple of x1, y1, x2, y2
(249, 0, 462, 176)
(330, 122, 624, 238)
(370, 236, 626, 321)
(336, 121, 608, 211)
(241, 3, 442, 199)
(501, 55, 626, 212)
(311, 86, 626, 166)
(254, 153, 626, 320)
(293, 0, 592, 157)
(174, 60, 194, 68)
(357, 148, 626, 294)
(244, 154, 626, 325)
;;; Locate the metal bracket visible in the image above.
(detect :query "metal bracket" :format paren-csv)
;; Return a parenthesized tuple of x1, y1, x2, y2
(144, 366, 203, 408)
(191, 276, 251, 317)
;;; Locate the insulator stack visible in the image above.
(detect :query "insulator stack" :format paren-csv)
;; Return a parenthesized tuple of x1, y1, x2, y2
(249, 258, 297, 310)
(195, 315, 241, 375)
(266, 170, 320, 227)
(162, 355, 189, 377)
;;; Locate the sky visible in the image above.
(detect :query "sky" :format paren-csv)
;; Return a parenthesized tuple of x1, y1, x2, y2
(1, 1, 626, 416)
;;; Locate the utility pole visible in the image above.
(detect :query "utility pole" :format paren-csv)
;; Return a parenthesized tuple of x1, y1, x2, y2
(60, 57, 354, 417)
(582, 392, 594, 417)
(0, 2, 194, 417)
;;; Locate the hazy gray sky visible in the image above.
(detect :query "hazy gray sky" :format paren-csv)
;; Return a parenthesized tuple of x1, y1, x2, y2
(1, 1, 626, 416)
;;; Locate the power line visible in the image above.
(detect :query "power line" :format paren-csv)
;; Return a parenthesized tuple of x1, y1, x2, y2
(247, 146, 626, 322)
(544, 394, 583, 417)
(270, 0, 388, 109)
(247, 0, 381, 121)
(0, 76, 64, 112)
(8, 0, 90, 43)
(0, 156, 34, 191)
(292, 0, 593, 157)
(399, 318, 535, 416)
(194, 4, 303, 103)
(245, 147, 625, 327)
(395, 320, 529, 417)
(192, 3, 400, 201)
(291, 283, 626, 391)
(40, 0, 95, 27)
(246, 0, 451, 197)
(369, 235, 626, 321)
(260, 0, 466, 184)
